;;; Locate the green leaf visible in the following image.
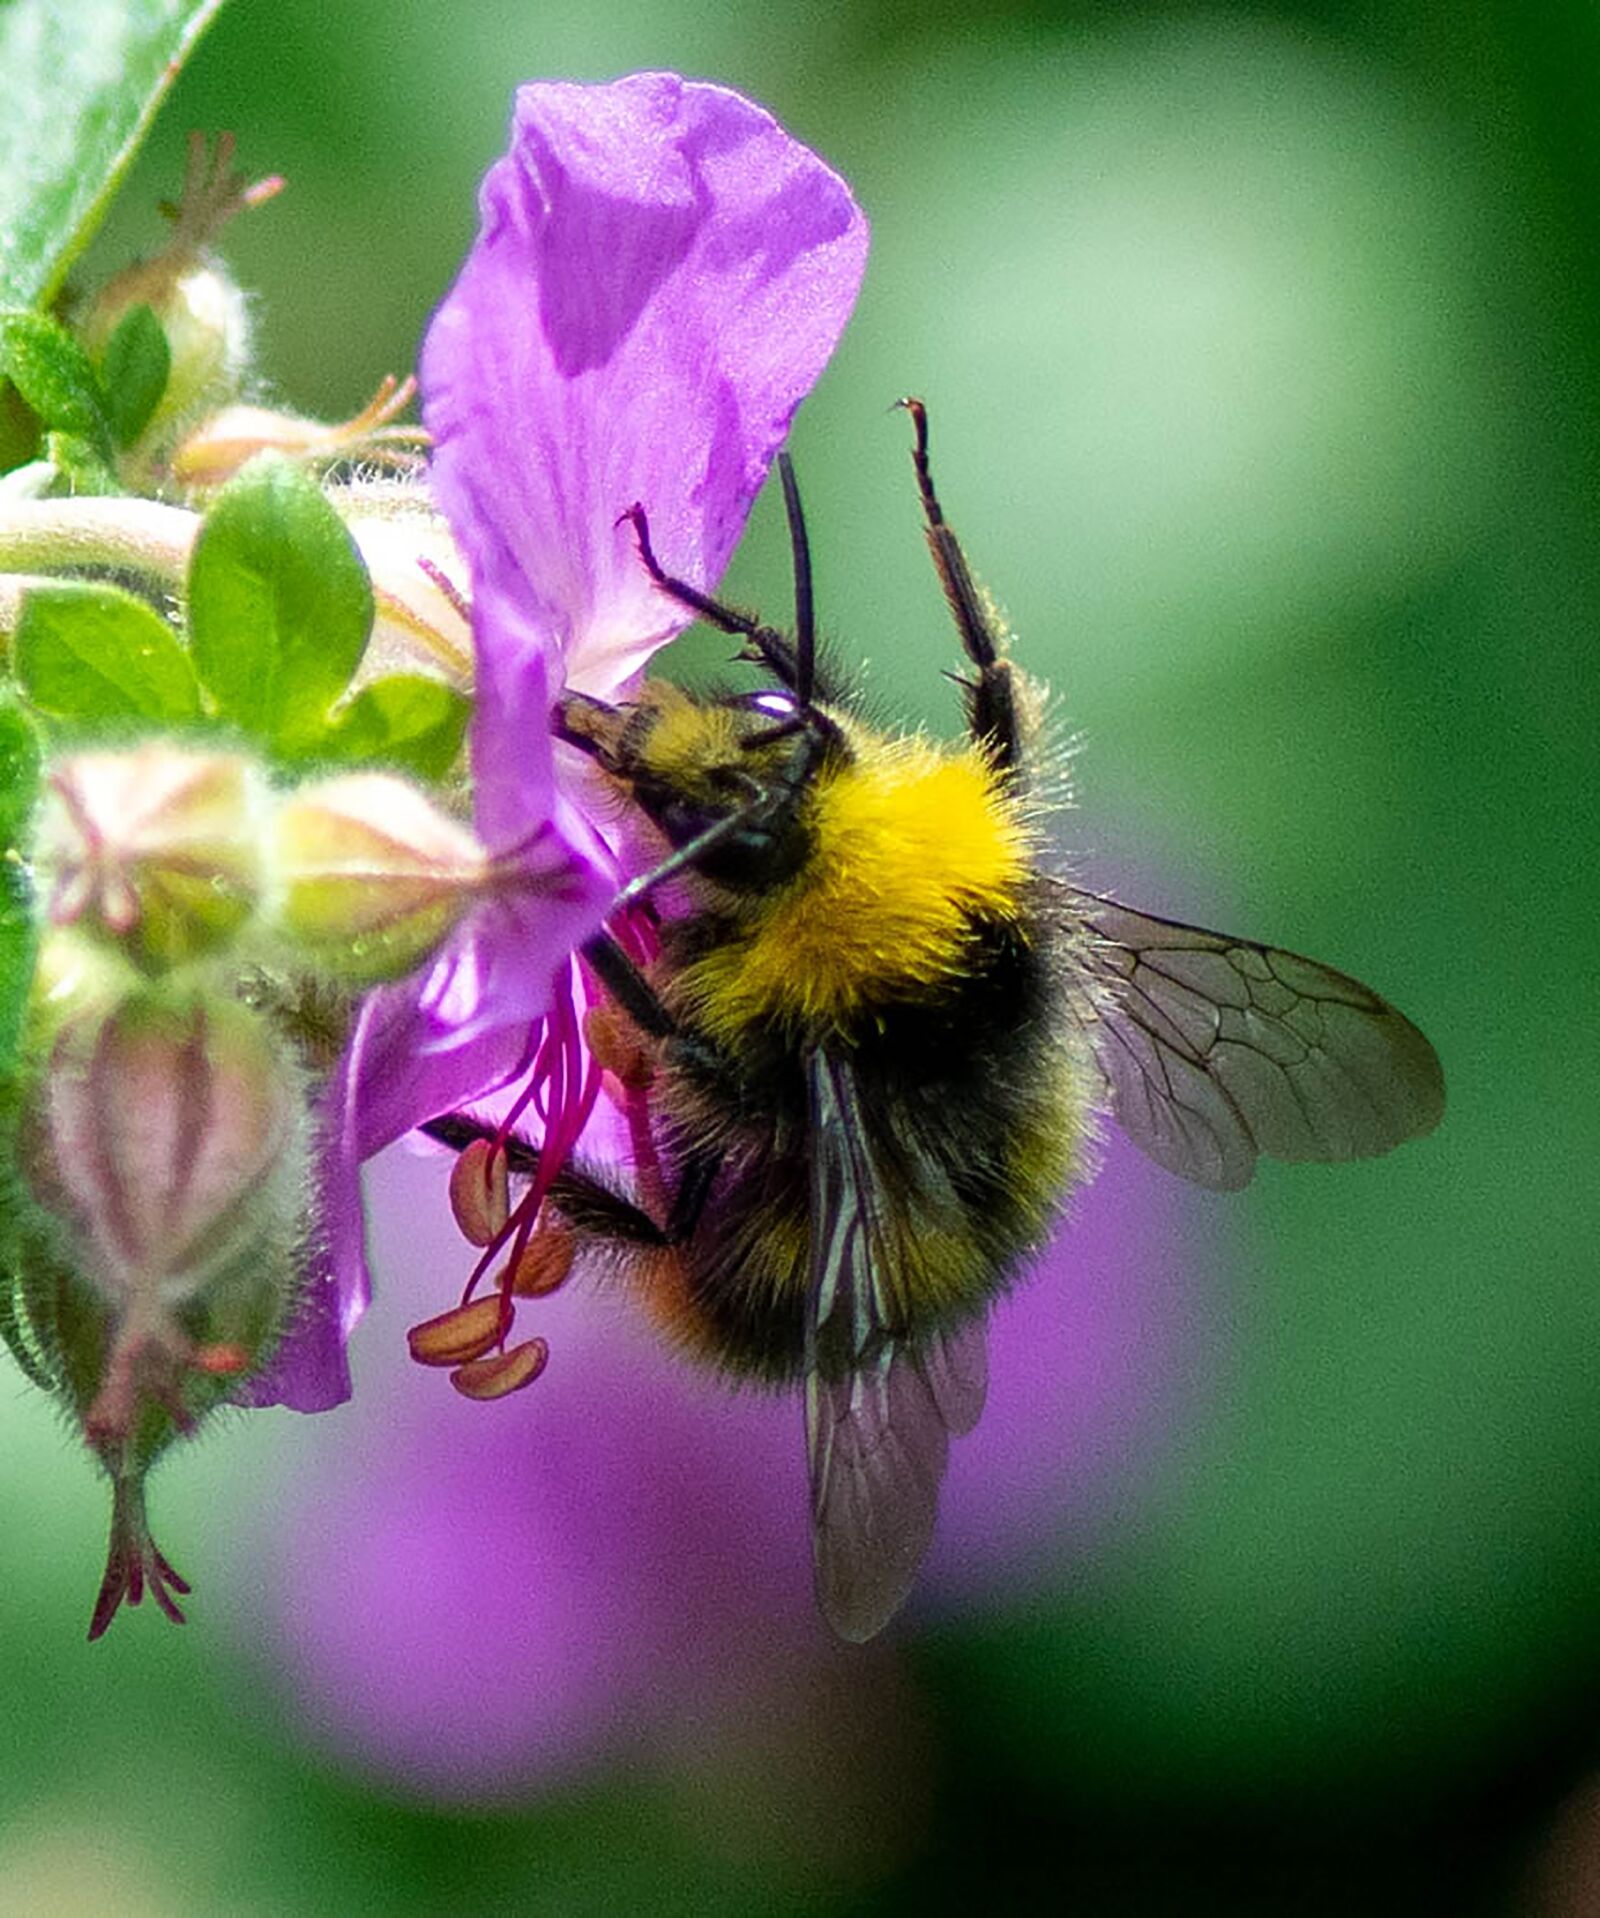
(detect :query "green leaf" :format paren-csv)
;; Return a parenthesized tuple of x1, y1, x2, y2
(100, 303, 170, 448)
(0, 0, 229, 310)
(14, 580, 201, 723)
(0, 694, 41, 1077)
(40, 431, 120, 496)
(320, 675, 472, 780)
(0, 309, 114, 459)
(187, 453, 374, 751)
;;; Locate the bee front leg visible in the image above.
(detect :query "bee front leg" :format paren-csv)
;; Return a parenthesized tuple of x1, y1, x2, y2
(581, 928, 676, 1041)
(618, 503, 804, 695)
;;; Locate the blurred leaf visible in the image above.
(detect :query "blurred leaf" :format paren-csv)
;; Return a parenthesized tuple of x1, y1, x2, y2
(0, 0, 230, 308)
(99, 303, 170, 448)
(321, 674, 470, 779)
(0, 692, 41, 845)
(14, 580, 201, 722)
(187, 452, 373, 752)
(39, 431, 120, 495)
(0, 694, 40, 1077)
(0, 309, 114, 460)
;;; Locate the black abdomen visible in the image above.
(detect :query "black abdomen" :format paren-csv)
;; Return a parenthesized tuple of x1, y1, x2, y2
(650, 898, 1085, 1382)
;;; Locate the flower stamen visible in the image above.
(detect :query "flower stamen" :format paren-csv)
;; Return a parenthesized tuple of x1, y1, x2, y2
(415, 964, 602, 1393)
(406, 1294, 507, 1367)
(508, 1222, 575, 1298)
(449, 1337, 549, 1401)
(448, 1138, 509, 1246)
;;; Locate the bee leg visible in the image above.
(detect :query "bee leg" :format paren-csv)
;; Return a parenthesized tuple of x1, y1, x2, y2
(898, 398, 1021, 772)
(419, 1114, 670, 1246)
(663, 1147, 722, 1243)
(618, 502, 804, 694)
(581, 928, 676, 1041)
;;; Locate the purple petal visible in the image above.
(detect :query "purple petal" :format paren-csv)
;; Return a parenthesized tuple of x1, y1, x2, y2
(237, 984, 532, 1415)
(421, 72, 868, 694)
(235, 1085, 366, 1413)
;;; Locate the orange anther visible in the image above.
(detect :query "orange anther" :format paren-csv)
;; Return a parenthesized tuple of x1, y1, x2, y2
(508, 1223, 576, 1298)
(449, 1137, 509, 1246)
(406, 1294, 507, 1368)
(449, 1337, 549, 1402)
(583, 999, 655, 1089)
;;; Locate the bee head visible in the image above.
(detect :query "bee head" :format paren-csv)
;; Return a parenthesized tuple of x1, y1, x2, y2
(555, 680, 841, 891)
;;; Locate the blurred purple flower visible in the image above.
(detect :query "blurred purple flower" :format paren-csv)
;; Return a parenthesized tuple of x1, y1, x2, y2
(261, 1127, 1211, 1799)
(247, 75, 867, 1412)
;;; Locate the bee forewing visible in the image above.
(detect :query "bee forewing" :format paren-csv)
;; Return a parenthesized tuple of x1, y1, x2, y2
(805, 1051, 983, 1641)
(1071, 891, 1445, 1191)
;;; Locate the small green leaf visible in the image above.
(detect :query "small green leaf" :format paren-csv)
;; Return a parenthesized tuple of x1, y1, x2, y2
(40, 430, 121, 496)
(100, 304, 170, 448)
(187, 453, 375, 751)
(320, 675, 472, 780)
(0, 0, 230, 310)
(0, 694, 41, 1077)
(14, 580, 201, 723)
(0, 309, 114, 460)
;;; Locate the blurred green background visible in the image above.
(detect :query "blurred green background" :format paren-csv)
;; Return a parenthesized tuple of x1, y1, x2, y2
(6, 0, 1600, 1911)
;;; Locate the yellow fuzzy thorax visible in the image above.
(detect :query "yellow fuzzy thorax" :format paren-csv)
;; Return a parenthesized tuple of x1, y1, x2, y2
(678, 730, 1035, 1040)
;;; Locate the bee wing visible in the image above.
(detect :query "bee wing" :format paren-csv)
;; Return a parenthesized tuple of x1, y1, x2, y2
(804, 1050, 986, 1642)
(914, 1318, 989, 1437)
(1069, 890, 1445, 1191)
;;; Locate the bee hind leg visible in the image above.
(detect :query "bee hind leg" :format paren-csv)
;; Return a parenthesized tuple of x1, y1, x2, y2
(898, 398, 1021, 772)
(419, 1113, 671, 1245)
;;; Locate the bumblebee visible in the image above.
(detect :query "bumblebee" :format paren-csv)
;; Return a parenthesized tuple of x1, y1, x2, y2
(430, 401, 1445, 1642)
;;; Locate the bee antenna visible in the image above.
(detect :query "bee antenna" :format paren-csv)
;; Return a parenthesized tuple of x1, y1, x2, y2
(777, 451, 815, 710)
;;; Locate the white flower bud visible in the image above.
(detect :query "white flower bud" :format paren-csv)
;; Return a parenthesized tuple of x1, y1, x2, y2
(270, 771, 486, 983)
(40, 745, 266, 969)
(80, 133, 279, 440)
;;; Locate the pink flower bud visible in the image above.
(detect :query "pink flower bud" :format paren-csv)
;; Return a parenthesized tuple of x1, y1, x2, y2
(38, 989, 298, 1307)
(271, 772, 487, 984)
(170, 377, 427, 490)
(42, 745, 265, 969)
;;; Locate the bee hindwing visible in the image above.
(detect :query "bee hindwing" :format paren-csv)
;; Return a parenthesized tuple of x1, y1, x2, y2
(804, 1050, 987, 1642)
(1072, 890, 1445, 1191)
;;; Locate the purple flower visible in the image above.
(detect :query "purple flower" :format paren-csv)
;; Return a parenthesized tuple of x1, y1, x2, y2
(246, 75, 867, 1411)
